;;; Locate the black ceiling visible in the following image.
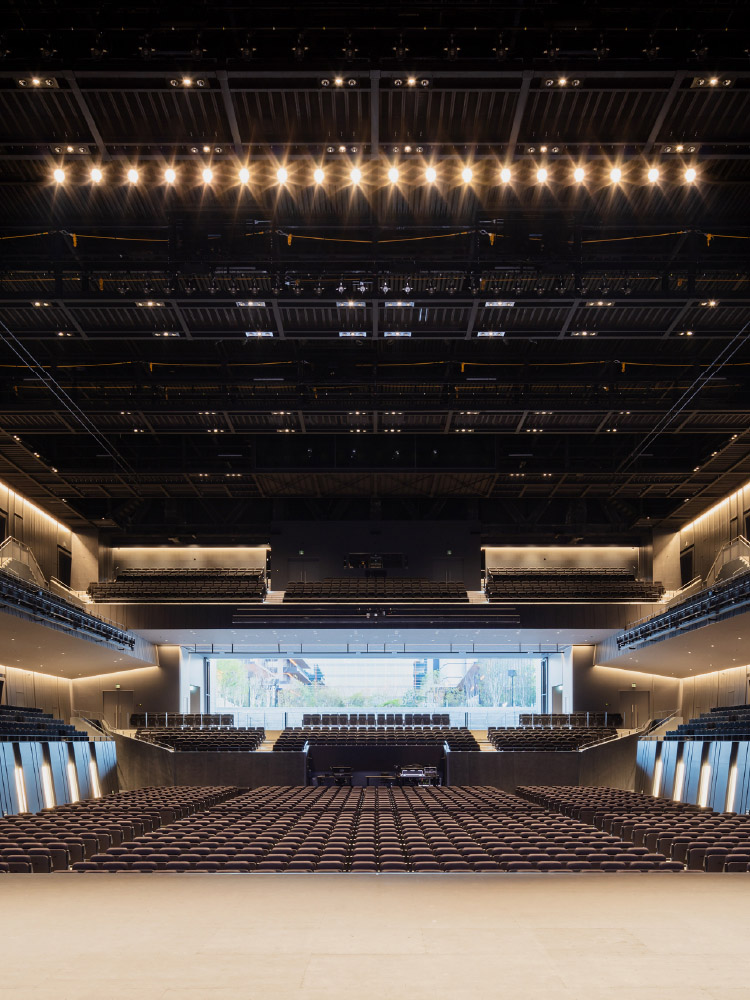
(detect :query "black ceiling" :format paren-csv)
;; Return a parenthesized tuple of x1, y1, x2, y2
(1, 3, 750, 541)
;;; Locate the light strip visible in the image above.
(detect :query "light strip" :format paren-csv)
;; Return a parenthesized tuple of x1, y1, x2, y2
(0, 477, 72, 533)
(89, 759, 102, 798)
(673, 758, 685, 802)
(67, 760, 80, 803)
(652, 757, 663, 797)
(726, 763, 739, 812)
(682, 478, 750, 533)
(15, 766, 28, 813)
(698, 761, 711, 808)
(41, 762, 55, 808)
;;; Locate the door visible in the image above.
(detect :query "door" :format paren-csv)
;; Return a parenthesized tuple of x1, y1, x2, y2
(552, 685, 563, 713)
(619, 690, 651, 729)
(189, 685, 201, 713)
(287, 558, 319, 583)
(102, 690, 135, 729)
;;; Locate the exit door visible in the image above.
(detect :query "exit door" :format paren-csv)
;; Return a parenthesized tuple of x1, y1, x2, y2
(287, 558, 319, 582)
(102, 690, 135, 729)
(619, 690, 651, 729)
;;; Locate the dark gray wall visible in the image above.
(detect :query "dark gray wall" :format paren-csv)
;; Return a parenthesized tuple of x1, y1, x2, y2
(113, 732, 306, 790)
(271, 520, 482, 589)
(71, 645, 181, 719)
(447, 734, 638, 791)
(0, 739, 116, 816)
(576, 644, 681, 717)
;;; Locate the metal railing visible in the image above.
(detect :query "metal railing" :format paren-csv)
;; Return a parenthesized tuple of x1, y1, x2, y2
(0, 536, 46, 586)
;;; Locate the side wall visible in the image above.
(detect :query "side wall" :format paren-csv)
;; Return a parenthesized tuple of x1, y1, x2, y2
(71, 645, 182, 720)
(0, 664, 72, 721)
(575, 644, 681, 717)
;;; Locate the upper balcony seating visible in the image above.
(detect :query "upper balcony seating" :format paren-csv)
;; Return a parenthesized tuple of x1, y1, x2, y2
(273, 725, 479, 751)
(487, 726, 618, 751)
(283, 577, 468, 602)
(0, 704, 86, 742)
(135, 727, 265, 751)
(485, 566, 664, 603)
(302, 713, 451, 726)
(88, 567, 266, 603)
(665, 703, 750, 741)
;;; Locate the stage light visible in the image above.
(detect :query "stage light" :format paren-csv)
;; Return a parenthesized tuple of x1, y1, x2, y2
(313, 167, 325, 184)
(334, 76, 344, 86)
(164, 167, 176, 184)
(647, 166, 660, 183)
(238, 166, 250, 184)
(350, 166, 362, 184)
(276, 166, 288, 184)
(425, 166, 437, 183)
(53, 167, 65, 183)
(182, 77, 192, 86)
(685, 166, 697, 183)
(407, 76, 417, 86)
(387, 166, 399, 184)
(500, 167, 511, 184)
(127, 168, 139, 184)
(573, 166, 585, 183)
(536, 167, 548, 183)
(709, 77, 718, 86)
(558, 77, 567, 86)
(461, 166, 473, 184)
(202, 166, 213, 184)
(90, 167, 103, 184)
(610, 166, 622, 183)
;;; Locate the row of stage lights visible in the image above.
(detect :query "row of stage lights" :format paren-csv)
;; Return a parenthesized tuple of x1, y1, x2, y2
(49, 161, 701, 188)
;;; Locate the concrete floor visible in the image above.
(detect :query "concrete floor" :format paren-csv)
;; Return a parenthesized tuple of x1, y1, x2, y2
(2, 873, 749, 1000)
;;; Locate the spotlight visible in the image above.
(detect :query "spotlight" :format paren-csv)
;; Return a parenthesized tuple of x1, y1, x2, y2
(403, 279, 413, 294)
(350, 166, 362, 184)
(164, 167, 176, 184)
(461, 166, 473, 184)
(536, 167, 548, 183)
(53, 167, 65, 184)
(336, 280, 346, 295)
(90, 167, 103, 183)
(609, 166, 622, 183)
(380, 278, 391, 294)
(314, 280, 324, 296)
(558, 77, 567, 86)
(407, 76, 417, 87)
(647, 166, 660, 183)
(127, 168, 139, 184)
(425, 166, 437, 183)
(573, 166, 585, 183)
(238, 166, 250, 185)
(313, 167, 325, 184)
(202, 167, 213, 184)
(684, 167, 697, 183)
(292, 32, 307, 61)
(334, 76, 344, 87)
(500, 167, 511, 184)
(387, 166, 399, 184)
(276, 166, 288, 185)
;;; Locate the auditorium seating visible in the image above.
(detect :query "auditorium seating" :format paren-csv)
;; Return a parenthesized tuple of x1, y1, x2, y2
(283, 578, 468, 602)
(517, 785, 750, 872)
(664, 703, 750, 741)
(273, 726, 479, 751)
(136, 727, 265, 751)
(0, 704, 87, 742)
(1, 784, 700, 873)
(0, 785, 241, 872)
(302, 713, 450, 726)
(88, 567, 266, 603)
(518, 712, 623, 728)
(487, 726, 618, 751)
(130, 713, 234, 728)
(485, 567, 664, 602)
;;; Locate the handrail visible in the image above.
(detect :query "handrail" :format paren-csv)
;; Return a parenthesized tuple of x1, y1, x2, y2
(0, 535, 47, 586)
(705, 534, 750, 588)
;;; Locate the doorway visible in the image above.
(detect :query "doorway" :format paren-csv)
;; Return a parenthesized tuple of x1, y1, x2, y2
(287, 558, 319, 583)
(102, 689, 135, 729)
(619, 690, 651, 729)
(189, 685, 201, 713)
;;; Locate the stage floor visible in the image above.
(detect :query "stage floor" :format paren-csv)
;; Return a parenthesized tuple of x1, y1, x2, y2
(2, 873, 748, 1000)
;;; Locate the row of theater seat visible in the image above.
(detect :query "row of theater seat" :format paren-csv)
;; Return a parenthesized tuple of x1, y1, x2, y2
(88, 568, 266, 603)
(273, 726, 480, 751)
(484, 569, 663, 602)
(0, 785, 242, 873)
(518, 713, 623, 728)
(517, 785, 750, 873)
(0, 704, 87, 742)
(129, 714, 234, 728)
(665, 703, 750, 741)
(0, 785, 679, 873)
(283, 578, 468, 602)
(487, 727, 618, 751)
(302, 713, 451, 726)
(136, 727, 265, 751)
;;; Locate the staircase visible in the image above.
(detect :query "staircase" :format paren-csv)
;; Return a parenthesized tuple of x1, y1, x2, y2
(256, 730, 281, 751)
(471, 730, 496, 751)
(264, 590, 285, 604)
